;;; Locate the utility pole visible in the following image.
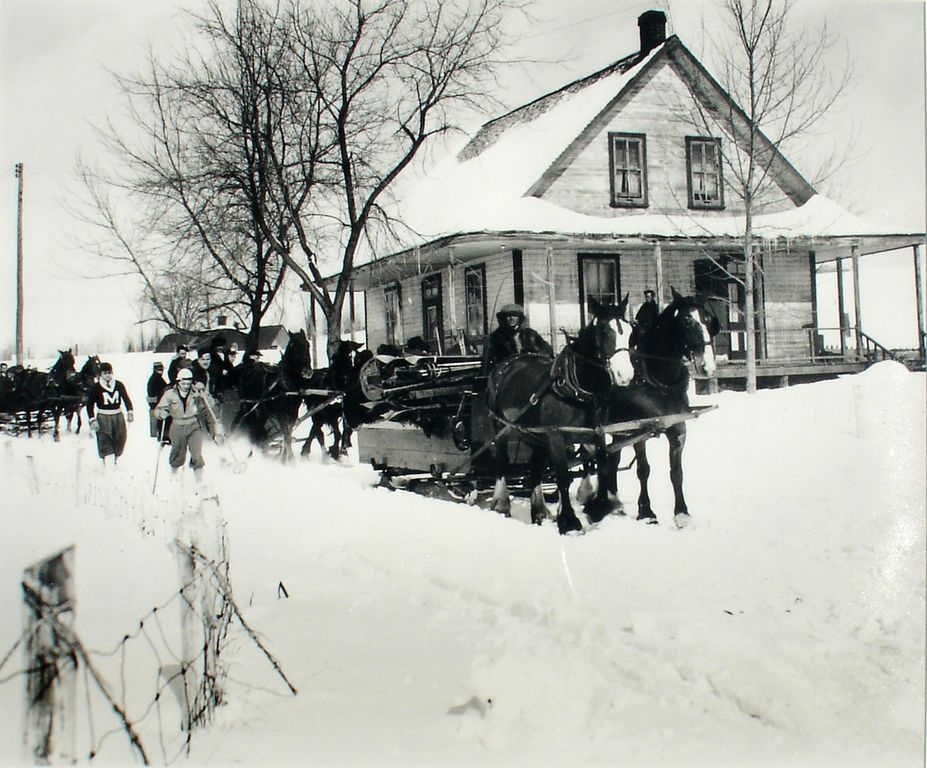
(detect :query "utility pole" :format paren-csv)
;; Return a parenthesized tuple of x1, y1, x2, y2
(14, 163, 24, 364)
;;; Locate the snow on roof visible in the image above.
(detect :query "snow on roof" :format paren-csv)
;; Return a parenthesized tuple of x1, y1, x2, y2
(370, 40, 921, 266)
(390, 48, 662, 242)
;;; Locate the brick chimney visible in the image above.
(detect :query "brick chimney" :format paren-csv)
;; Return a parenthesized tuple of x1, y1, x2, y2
(638, 10, 667, 56)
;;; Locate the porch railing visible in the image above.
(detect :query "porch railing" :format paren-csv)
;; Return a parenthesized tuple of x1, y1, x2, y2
(715, 326, 910, 367)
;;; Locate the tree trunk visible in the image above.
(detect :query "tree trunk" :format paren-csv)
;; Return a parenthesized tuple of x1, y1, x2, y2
(324, 311, 344, 364)
(744, 217, 758, 394)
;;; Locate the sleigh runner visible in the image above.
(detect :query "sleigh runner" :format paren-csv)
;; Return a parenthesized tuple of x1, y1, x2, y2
(357, 396, 715, 500)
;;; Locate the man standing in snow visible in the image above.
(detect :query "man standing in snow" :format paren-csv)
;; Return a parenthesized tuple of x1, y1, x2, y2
(168, 343, 189, 383)
(147, 361, 169, 439)
(86, 361, 135, 466)
(192, 347, 214, 396)
(155, 367, 223, 478)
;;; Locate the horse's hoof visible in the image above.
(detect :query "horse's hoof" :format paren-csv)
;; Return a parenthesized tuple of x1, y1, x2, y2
(674, 513, 692, 529)
(584, 500, 609, 525)
(557, 514, 583, 535)
(637, 511, 658, 525)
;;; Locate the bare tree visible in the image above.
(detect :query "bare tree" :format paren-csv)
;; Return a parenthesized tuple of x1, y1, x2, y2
(253, 0, 525, 358)
(76, 0, 296, 343)
(78, 0, 522, 356)
(674, 0, 852, 392)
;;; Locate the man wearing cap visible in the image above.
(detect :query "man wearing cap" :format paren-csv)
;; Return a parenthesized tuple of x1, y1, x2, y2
(168, 344, 189, 384)
(147, 361, 169, 439)
(208, 335, 235, 397)
(86, 362, 135, 466)
(634, 289, 660, 336)
(155, 366, 223, 477)
(483, 303, 553, 371)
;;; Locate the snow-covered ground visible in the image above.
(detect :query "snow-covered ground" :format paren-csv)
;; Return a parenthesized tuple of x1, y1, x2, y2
(0, 352, 924, 767)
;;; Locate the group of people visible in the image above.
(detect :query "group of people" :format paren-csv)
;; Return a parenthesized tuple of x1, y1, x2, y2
(145, 336, 266, 478)
(84, 335, 266, 478)
(76, 292, 660, 474)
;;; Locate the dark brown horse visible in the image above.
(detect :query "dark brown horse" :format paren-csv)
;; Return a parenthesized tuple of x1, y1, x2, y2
(588, 288, 719, 529)
(54, 354, 100, 434)
(233, 330, 312, 461)
(301, 340, 364, 460)
(4, 350, 73, 439)
(485, 296, 635, 534)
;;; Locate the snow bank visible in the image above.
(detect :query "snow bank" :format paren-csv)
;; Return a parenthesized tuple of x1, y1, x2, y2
(0, 354, 923, 767)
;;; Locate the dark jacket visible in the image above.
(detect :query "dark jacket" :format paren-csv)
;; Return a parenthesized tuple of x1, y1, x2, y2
(167, 357, 188, 384)
(146, 371, 169, 408)
(208, 354, 235, 395)
(483, 325, 553, 370)
(191, 362, 212, 395)
(634, 301, 659, 335)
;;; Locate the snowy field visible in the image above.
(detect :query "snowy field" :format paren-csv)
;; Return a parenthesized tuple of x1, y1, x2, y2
(0, 352, 924, 767)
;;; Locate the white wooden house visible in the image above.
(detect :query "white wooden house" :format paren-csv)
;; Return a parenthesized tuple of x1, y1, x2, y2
(335, 10, 924, 388)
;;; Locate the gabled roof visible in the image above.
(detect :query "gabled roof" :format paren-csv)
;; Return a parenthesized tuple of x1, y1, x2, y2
(358, 31, 922, 275)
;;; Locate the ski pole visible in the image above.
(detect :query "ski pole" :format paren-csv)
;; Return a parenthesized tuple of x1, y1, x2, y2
(151, 418, 167, 494)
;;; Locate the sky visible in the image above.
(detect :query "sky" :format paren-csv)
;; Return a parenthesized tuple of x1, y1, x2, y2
(0, 351, 924, 766)
(0, 0, 925, 357)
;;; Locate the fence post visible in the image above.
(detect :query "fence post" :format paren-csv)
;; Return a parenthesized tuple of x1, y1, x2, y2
(174, 500, 231, 731)
(22, 546, 77, 765)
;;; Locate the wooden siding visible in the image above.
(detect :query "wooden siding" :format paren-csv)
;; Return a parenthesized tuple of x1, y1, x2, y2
(540, 60, 792, 218)
(363, 244, 815, 362)
(363, 253, 522, 353)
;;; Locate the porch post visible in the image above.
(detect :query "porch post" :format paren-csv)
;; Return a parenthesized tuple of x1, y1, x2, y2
(546, 245, 557, 350)
(653, 242, 664, 306)
(836, 257, 847, 359)
(446, 261, 459, 352)
(348, 279, 356, 341)
(914, 243, 926, 361)
(851, 242, 863, 359)
(308, 295, 318, 367)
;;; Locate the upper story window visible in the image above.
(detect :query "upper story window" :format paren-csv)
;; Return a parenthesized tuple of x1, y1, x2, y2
(686, 136, 724, 209)
(609, 132, 648, 208)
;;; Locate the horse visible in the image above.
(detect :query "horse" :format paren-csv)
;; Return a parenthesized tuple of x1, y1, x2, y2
(484, 296, 636, 534)
(51, 353, 100, 435)
(233, 330, 311, 461)
(5, 351, 72, 438)
(588, 288, 719, 529)
(301, 340, 364, 460)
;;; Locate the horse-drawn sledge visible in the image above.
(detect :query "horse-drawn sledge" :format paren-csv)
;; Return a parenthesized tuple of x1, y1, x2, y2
(0, 351, 100, 439)
(225, 291, 719, 534)
(354, 290, 721, 534)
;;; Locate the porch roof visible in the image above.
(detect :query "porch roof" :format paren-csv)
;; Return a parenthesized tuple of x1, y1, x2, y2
(347, 205, 923, 291)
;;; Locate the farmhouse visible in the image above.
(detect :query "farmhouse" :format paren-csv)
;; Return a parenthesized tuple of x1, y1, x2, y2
(339, 10, 925, 389)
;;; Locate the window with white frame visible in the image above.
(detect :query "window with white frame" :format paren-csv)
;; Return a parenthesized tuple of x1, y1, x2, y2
(609, 132, 648, 207)
(686, 136, 724, 209)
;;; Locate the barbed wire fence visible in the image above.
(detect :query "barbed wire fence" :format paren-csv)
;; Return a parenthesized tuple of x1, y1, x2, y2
(0, 437, 298, 765)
